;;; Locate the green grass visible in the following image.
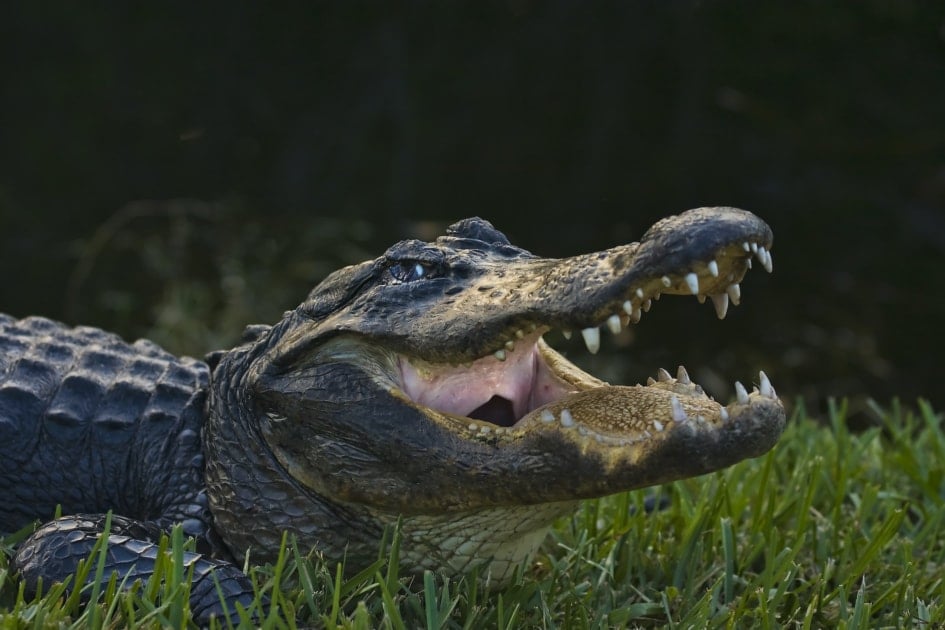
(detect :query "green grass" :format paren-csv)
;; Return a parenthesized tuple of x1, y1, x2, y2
(2, 399, 943, 628)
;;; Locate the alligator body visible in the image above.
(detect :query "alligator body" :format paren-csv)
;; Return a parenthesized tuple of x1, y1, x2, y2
(1, 208, 785, 623)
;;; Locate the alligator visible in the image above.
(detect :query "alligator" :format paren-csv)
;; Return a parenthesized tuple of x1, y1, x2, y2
(1, 207, 785, 624)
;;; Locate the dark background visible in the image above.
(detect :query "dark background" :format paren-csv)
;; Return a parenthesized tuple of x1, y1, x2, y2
(2, 2, 944, 420)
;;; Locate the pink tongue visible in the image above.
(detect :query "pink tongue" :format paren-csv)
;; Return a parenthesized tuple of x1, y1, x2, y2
(400, 346, 538, 420)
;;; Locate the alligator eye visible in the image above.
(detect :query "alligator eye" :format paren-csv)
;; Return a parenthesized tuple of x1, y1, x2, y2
(389, 261, 436, 283)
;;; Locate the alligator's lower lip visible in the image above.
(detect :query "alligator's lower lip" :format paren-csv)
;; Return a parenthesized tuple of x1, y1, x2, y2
(398, 329, 780, 445)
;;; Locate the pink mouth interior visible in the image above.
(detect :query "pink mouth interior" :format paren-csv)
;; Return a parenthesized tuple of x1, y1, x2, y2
(399, 338, 576, 427)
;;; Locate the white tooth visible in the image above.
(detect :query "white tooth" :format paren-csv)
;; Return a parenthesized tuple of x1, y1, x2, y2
(746, 258, 753, 270)
(563, 330, 572, 340)
(630, 306, 642, 323)
(515, 329, 525, 339)
(623, 300, 634, 315)
(742, 242, 751, 252)
(635, 288, 645, 299)
(735, 381, 749, 405)
(658, 367, 673, 382)
(653, 419, 664, 432)
(468, 423, 478, 431)
(642, 299, 652, 312)
(750, 242, 758, 253)
(756, 246, 769, 270)
(607, 314, 622, 334)
(707, 260, 719, 277)
(720, 407, 729, 422)
(646, 376, 657, 385)
(697, 294, 707, 304)
(540, 409, 555, 423)
(560, 409, 575, 427)
(684, 273, 700, 295)
(671, 395, 687, 422)
(661, 275, 672, 287)
(711, 293, 730, 319)
(762, 250, 773, 273)
(480, 426, 491, 435)
(581, 327, 601, 354)
(676, 365, 691, 384)
(494, 349, 506, 361)
(726, 283, 741, 305)
(759, 371, 775, 398)
(505, 340, 515, 351)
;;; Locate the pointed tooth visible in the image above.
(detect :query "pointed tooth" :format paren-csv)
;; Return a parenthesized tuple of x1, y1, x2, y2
(759, 370, 775, 398)
(707, 260, 719, 277)
(581, 327, 601, 354)
(658, 367, 673, 382)
(750, 242, 758, 253)
(711, 293, 730, 319)
(560, 409, 575, 427)
(726, 283, 741, 306)
(720, 407, 729, 422)
(653, 292, 661, 301)
(562, 330, 572, 340)
(505, 340, 515, 351)
(742, 242, 751, 252)
(670, 395, 687, 422)
(676, 366, 691, 384)
(540, 409, 555, 423)
(697, 294, 707, 304)
(684, 273, 699, 295)
(623, 300, 634, 315)
(607, 314, 622, 335)
(646, 376, 657, 385)
(642, 299, 652, 312)
(635, 288, 645, 299)
(661, 275, 672, 287)
(735, 381, 749, 404)
(653, 419, 664, 432)
(494, 349, 507, 361)
(756, 246, 771, 272)
(746, 258, 753, 270)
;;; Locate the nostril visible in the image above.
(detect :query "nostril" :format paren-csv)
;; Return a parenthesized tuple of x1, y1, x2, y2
(469, 395, 517, 427)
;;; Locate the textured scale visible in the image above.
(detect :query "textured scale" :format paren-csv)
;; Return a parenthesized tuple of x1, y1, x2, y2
(0, 315, 253, 623)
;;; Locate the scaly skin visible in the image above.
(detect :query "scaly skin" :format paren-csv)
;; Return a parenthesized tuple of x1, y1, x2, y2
(2, 207, 785, 623)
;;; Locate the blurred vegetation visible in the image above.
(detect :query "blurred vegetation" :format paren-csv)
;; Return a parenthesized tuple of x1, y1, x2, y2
(1, 2, 944, 419)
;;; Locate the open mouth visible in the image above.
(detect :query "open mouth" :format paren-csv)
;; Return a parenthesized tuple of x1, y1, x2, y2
(396, 238, 778, 440)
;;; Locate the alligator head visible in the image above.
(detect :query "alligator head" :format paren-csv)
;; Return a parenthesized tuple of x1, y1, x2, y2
(204, 207, 785, 580)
